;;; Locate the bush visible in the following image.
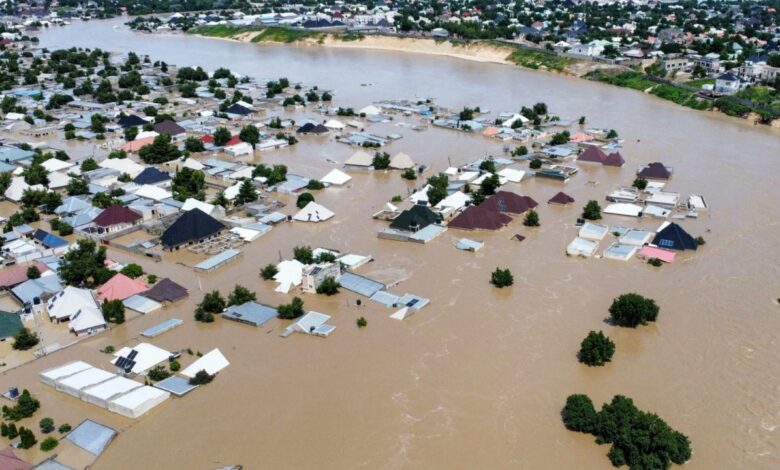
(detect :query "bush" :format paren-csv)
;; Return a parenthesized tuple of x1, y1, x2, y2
(578, 331, 615, 366)
(227, 284, 256, 306)
(523, 209, 540, 227)
(18, 427, 36, 449)
(40, 436, 58, 452)
(582, 200, 602, 220)
(293, 245, 314, 264)
(147, 365, 171, 382)
(58, 423, 71, 434)
(188, 370, 215, 385)
(39, 417, 54, 433)
(609, 293, 659, 327)
(316, 276, 340, 296)
(562, 394, 597, 433)
(401, 168, 417, 180)
(356, 317, 367, 328)
(260, 263, 278, 280)
(491, 268, 514, 288)
(101, 299, 125, 325)
(147, 274, 158, 284)
(169, 360, 181, 372)
(120, 263, 144, 278)
(26, 266, 40, 279)
(632, 176, 648, 190)
(12, 327, 39, 351)
(306, 179, 325, 190)
(529, 158, 542, 169)
(199, 291, 225, 313)
(695, 236, 706, 246)
(194, 307, 214, 323)
(562, 394, 692, 469)
(277, 297, 305, 320)
(296, 192, 314, 209)
(648, 258, 663, 267)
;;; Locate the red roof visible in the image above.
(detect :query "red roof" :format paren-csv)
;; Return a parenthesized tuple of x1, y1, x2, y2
(481, 191, 538, 214)
(0, 262, 49, 288)
(0, 448, 32, 470)
(200, 134, 214, 143)
(225, 135, 241, 147)
(93, 205, 142, 227)
(448, 206, 512, 231)
(97, 273, 147, 301)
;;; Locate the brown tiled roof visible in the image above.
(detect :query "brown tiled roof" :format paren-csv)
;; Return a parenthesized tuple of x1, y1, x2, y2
(548, 191, 575, 205)
(481, 191, 538, 214)
(92, 205, 142, 227)
(448, 205, 512, 231)
(577, 146, 607, 163)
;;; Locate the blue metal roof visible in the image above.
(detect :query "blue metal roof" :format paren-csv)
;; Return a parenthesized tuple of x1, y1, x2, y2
(223, 301, 278, 326)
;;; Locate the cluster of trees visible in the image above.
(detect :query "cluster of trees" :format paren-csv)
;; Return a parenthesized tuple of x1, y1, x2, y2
(292, 245, 336, 265)
(562, 394, 691, 469)
(58, 239, 110, 287)
(139, 134, 181, 164)
(252, 163, 287, 185)
(609, 293, 660, 327)
(425, 173, 449, 206)
(194, 285, 257, 322)
(316, 277, 340, 296)
(172, 168, 205, 202)
(2, 389, 39, 421)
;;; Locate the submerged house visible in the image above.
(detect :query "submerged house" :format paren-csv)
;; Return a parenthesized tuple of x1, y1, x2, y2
(160, 209, 226, 250)
(448, 206, 512, 231)
(638, 162, 672, 180)
(389, 205, 439, 232)
(652, 223, 698, 251)
(481, 191, 538, 215)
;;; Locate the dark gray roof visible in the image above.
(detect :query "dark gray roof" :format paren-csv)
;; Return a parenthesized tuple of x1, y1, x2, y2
(160, 209, 225, 248)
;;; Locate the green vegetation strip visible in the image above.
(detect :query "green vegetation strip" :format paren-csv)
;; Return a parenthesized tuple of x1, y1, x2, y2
(504, 46, 572, 72)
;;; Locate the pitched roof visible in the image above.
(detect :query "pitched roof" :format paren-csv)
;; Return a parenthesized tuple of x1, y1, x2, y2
(0, 262, 49, 288)
(296, 122, 316, 133)
(153, 120, 186, 136)
(389, 205, 439, 231)
(117, 114, 148, 128)
(96, 273, 148, 301)
(577, 146, 607, 163)
(226, 103, 252, 115)
(133, 167, 171, 185)
(652, 222, 698, 251)
(603, 151, 625, 167)
(121, 136, 155, 152)
(143, 278, 188, 303)
(92, 205, 142, 227)
(638, 162, 672, 180)
(481, 191, 538, 214)
(33, 229, 68, 249)
(160, 208, 226, 248)
(548, 191, 575, 205)
(448, 205, 512, 231)
(0, 447, 32, 470)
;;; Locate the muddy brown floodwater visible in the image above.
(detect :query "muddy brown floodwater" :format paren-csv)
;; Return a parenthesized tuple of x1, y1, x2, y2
(2, 17, 776, 470)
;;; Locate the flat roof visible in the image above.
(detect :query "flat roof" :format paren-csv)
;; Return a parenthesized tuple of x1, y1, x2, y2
(193, 248, 242, 272)
(153, 375, 198, 397)
(66, 420, 116, 456)
(339, 272, 385, 298)
(223, 302, 277, 327)
(140, 318, 184, 338)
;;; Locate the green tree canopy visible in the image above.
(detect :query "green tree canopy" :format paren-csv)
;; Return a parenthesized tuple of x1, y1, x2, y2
(578, 331, 615, 366)
(609, 293, 660, 327)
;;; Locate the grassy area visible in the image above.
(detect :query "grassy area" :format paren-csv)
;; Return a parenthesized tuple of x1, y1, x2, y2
(250, 27, 320, 43)
(335, 32, 365, 42)
(504, 47, 572, 72)
(736, 86, 780, 113)
(650, 84, 711, 110)
(191, 25, 247, 38)
(587, 71, 655, 91)
(685, 77, 715, 88)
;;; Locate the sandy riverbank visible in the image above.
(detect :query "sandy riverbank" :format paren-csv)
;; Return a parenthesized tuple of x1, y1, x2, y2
(215, 31, 521, 67)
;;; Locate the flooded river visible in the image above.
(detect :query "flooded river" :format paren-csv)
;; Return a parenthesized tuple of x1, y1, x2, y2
(9, 17, 779, 469)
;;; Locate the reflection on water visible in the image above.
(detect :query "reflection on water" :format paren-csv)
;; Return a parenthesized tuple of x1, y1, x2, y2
(10, 17, 779, 469)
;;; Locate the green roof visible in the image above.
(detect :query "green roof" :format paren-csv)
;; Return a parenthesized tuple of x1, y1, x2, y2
(0, 310, 23, 339)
